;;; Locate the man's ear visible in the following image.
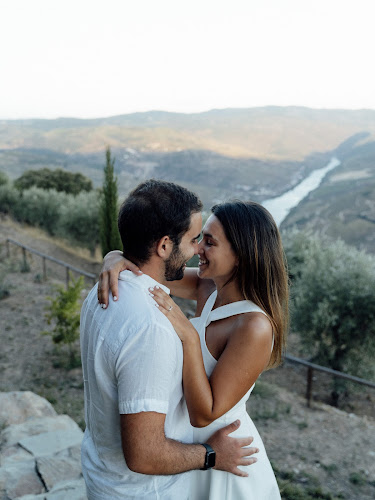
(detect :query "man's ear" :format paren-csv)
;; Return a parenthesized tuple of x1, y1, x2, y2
(156, 236, 173, 258)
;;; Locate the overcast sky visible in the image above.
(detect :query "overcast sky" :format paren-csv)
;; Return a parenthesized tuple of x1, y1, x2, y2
(1, 0, 374, 119)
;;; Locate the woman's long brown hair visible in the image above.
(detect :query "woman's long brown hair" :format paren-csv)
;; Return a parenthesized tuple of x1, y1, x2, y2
(212, 201, 289, 368)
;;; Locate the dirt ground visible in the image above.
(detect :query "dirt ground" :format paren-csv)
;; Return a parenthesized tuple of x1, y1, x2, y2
(1, 216, 374, 499)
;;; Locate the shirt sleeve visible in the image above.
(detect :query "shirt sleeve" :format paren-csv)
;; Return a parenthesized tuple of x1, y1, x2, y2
(115, 322, 178, 415)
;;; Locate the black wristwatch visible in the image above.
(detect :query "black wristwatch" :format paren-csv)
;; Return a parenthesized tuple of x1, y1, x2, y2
(200, 443, 216, 470)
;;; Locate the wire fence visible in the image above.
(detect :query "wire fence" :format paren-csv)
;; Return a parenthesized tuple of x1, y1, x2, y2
(284, 354, 375, 407)
(5, 238, 96, 288)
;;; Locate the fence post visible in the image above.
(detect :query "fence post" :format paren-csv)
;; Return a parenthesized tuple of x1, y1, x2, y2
(306, 366, 313, 408)
(43, 257, 47, 281)
(66, 267, 70, 289)
(6, 239, 10, 258)
(22, 247, 27, 271)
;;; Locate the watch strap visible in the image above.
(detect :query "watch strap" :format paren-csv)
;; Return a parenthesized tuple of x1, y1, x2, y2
(200, 443, 216, 470)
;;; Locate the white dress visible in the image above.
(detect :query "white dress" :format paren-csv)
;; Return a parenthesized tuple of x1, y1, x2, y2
(189, 291, 281, 500)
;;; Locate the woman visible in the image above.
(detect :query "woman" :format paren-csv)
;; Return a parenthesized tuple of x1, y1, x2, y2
(98, 200, 289, 499)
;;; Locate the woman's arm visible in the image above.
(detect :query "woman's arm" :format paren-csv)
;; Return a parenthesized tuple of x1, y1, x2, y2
(97, 251, 202, 307)
(150, 287, 273, 427)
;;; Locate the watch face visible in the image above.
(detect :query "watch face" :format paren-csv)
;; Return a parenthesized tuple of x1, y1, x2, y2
(206, 450, 216, 469)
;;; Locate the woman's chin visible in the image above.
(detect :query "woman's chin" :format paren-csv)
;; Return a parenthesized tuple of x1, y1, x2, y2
(198, 265, 209, 278)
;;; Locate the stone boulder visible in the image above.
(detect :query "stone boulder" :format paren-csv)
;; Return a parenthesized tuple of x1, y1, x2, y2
(0, 392, 86, 500)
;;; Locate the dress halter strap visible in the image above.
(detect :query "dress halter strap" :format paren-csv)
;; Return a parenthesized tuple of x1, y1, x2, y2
(206, 300, 267, 327)
(200, 290, 218, 326)
(200, 290, 274, 353)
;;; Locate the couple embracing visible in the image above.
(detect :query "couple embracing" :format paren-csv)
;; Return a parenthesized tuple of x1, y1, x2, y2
(80, 179, 288, 499)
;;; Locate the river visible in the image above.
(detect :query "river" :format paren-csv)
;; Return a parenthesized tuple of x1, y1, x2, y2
(262, 157, 341, 226)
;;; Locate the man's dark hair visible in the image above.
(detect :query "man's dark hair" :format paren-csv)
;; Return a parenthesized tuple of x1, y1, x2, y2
(118, 179, 202, 264)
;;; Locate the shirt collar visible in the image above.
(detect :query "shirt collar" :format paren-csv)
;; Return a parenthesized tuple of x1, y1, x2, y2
(118, 270, 170, 295)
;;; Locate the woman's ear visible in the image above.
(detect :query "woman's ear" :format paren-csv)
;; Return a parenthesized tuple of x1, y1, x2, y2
(156, 236, 173, 258)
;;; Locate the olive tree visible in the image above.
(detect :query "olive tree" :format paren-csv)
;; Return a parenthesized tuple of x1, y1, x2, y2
(59, 190, 100, 256)
(284, 231, 375, 405)
(0, 182, 18, 214)
(15, 168, 93, 195)
(12, 187, 67, 235)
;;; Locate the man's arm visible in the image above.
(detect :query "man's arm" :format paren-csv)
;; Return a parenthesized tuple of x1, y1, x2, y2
(121, 412, 258, 477)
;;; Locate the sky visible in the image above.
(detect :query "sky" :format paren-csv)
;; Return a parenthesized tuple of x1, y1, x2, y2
(1, 0, 375, 119)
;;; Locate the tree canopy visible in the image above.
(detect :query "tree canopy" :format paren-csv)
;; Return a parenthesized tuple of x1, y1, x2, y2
(14, 168, 93, 195)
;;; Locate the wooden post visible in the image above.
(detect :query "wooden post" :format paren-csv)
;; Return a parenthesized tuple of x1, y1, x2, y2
(6, 240, 10, 258)
(306, 366, 313, 408)
(22, 247, 27, 270)
(66, 267, 70, 289)
(43, 257, 47, 281)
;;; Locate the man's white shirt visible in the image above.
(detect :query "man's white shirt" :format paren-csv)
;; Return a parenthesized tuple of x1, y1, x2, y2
(80, 271, 192, 499)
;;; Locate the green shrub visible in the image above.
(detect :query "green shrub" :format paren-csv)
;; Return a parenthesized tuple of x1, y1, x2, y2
(0, 171, 9, 186)
(0, 182, 100, 255)
(58, 190, 100, 256)
(349, 471, 367, 486)
(12, 187, 67, 235)
(0, 183, 18, 214)
(42, 274, 84, 367)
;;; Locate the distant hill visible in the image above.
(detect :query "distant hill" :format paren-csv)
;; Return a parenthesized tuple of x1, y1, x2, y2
(2, 106, 375, 206)
(1, 107, 375, 160)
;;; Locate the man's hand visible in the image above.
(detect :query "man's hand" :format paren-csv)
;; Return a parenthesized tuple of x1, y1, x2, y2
(206, 420, 258, 477)
(98, 251, 142, 308)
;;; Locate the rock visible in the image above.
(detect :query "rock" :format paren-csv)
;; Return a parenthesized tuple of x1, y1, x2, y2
(2, 415, 81, 449)
(19, 428, 83, 458)
(0, 445, 33, 466)
(0, 392, 56, 427)
(0, 461, 45, 499)
(17, 479, 87, 500)
(0, 391, 86, 500)
(36, 446, 82, 491)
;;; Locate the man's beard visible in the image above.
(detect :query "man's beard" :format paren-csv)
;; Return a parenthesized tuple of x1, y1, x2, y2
(164, 244, 187, 281)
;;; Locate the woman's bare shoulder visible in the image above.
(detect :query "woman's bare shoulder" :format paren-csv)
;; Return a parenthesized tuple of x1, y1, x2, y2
(232, 311, 273, 346)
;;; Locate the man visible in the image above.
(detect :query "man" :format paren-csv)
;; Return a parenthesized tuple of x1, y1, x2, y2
(80, 180, 257, 499)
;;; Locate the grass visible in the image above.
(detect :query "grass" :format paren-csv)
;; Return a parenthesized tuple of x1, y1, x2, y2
(321, 463, 339, 475)
(272, 463, 346, 500)
(297, 420, 309, 430)
(252, 380, 278, 398)
(250, 382, 291, 421)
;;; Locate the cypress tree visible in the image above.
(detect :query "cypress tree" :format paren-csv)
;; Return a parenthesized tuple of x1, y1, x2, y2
(99, 147, 122, 257)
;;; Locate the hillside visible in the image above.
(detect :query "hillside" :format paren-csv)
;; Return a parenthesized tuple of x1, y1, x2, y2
(282, 139, 375, 253)
(0, 145, 332, 207)
(0, 220, 374, 499)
